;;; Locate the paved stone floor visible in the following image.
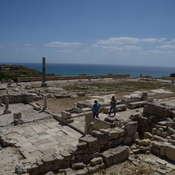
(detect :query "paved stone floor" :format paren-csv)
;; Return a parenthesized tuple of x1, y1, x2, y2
(0, 118, 82, 162)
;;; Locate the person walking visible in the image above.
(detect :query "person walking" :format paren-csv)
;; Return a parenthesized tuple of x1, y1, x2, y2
(92, 100, 100, 119)
(109, 96, 117, 116)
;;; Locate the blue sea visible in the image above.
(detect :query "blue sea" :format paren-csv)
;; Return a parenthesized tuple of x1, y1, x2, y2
(1, 63, 175, 77)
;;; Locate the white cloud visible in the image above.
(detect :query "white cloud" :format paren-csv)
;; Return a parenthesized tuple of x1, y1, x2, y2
(25, 43, 31, 46)
(157, 45, 175, 49)
(56, 50, 75, 53)
(46, 41, 82, 47)
(123, 45, 142, 51)
(96, 37, 140, 45)
(142, 38, 157, 44)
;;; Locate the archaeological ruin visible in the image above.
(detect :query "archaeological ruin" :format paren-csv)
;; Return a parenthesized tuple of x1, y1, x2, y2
(1, 74, 175, 175)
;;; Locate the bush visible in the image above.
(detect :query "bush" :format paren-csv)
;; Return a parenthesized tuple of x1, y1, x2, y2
(170, 73, 175, 77)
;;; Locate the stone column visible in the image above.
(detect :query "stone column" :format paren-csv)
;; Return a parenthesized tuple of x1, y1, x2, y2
(141, 92, 148, 101)
(43, 94, 47, 110)
(41, 57, 47, 87)
(3, 97, 11, 114)
(84, 112, 93, 134)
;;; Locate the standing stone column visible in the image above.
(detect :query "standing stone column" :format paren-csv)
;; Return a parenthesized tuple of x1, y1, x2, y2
(43, 94, 47, 110)
(84, 112, 93, 134)
(3, 97, 11, 114)
(41, 57, 47, 87)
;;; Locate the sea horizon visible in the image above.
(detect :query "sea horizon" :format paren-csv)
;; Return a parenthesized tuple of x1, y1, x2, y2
(1, 62, 175, 78)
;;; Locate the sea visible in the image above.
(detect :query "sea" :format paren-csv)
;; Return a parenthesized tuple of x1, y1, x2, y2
(1, 62, 175, 78)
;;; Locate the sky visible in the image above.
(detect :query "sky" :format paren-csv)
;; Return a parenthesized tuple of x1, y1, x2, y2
(1, 0, 175, 67)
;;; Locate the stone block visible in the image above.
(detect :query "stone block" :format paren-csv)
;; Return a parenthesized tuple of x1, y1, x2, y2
(77, 142, 87, 150)
(160, 144, 166, 157)
(61, 111, 71, 119)
(151, 147, 160, 155)
(167, 127, 175, 135)
(79, 135, 98, 148)
(161, 132, 168, 138)
(112, 146, 129, 164)
(105, 116, 117, 123)
(124, 121, 138, 136)
(101, 146, 129, 167)
(124, 136, 132, 145)
(170, 133, 175, 140)
(144, 132, 152, 139)
(133, 132, 139, 140)
(168, 139, 175, 145)
(109, 130, 120, 139)
(13, 113, 22, 120)
(153, 135, 167, 142)
(90, 157, 103, 166)
(166, 145, 175, 161)
(72, 162, 85, 170)
(87, 163, 105, 174)
(141, 139, 151, 146)
(139, 146, 151, 152)
(152, 128, 157, 135)
(93, 118, 112, 130)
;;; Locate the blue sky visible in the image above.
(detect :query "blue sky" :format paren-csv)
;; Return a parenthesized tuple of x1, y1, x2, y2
(1, 0, 175, 67)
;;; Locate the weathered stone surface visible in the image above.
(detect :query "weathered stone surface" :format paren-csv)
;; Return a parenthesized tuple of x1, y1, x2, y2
(166, 144, 175, 161)
(77, 142, 87, 150)
(141, 139, 151, 146)
(15, 163, 27, 174)
(124, 121, 138, 136)
(93, 118, 112, 130)
(101, 146, 129, 167)
(144, 132, 152, 139)
(61, 111, 71, 119)
(72, 162, 85, 170)
(90, 157, 103, 166)
(87, 163, 105, 174)
(139, 146, 151, 152)
(79, 135, 98, 148)
(109, 130, 120, 139)
(124, 136, 132, 145)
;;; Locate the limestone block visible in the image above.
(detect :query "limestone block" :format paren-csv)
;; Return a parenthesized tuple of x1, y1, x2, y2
(166, 145, 175, 161)
(124, 121, 138, 136)
(77, 142, 87, 150)
(44, 171, 55, 175)
(99, 128, 111, 135)
(60, 150, 71, 160)
(15, 163, 27, 174)
(161, 132, 168, 138)
(133, 132, 139, 140)
(93, 118, 112, 130)
(152, 128, 157, 135)
(141, 139, 151, 146)
(105, 116, 117, 123)
(151, 147, 160, 155)
(112, 146, 129, 164)
(102, 146, 129, 166)
(79, 135, 98, 148)
(91, 130, 103, 138)
(90, 157, 103, 166)
(72, 162, 85, 170)
(152, 141, 162, 149)
(61, 111, 71, 119)
(75, 167, 88, 175)
(167, 127, 175, 135)
(160, 145, 166, 157)
(144, 132, 152, 139)
(109, 130, 120, 139)
(101, 150, 113, 167)
(170, 133, 175, 140)
(124, 136, 132, 145)
(168, 139, 175, 145)
(153, 135, 167, 142)
(87, 163, 105, 174)
(84, 112, 93, 134)
(139, 146, 151, 152)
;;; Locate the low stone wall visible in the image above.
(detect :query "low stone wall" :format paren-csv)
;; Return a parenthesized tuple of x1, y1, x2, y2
(143, 103, 175, 118)
(0, 93, 41, 104)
